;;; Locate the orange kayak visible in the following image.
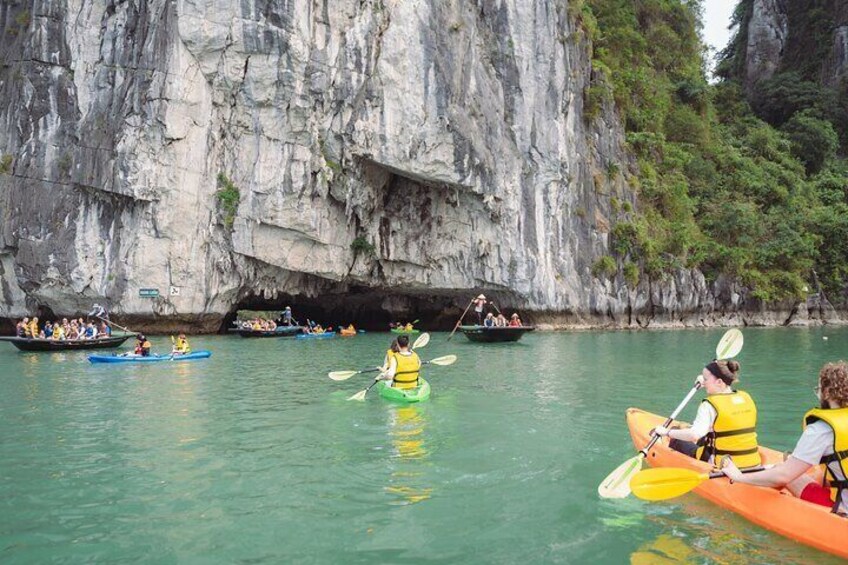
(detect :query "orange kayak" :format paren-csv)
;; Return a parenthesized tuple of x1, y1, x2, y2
(626, 408, 848, 560)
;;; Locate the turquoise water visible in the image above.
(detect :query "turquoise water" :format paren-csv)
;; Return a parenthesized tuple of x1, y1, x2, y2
(1, 327, 845, 563)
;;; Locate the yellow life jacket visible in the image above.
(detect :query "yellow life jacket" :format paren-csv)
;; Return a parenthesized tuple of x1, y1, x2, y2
(695, 390, 762, 468)
(175, 339, 190, 353)
(804, 407, 848, 512)
(392, 350, 421, 390)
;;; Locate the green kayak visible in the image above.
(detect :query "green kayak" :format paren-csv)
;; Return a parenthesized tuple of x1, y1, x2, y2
(378, 378, 431, 403)
(390, 328, 420, 335)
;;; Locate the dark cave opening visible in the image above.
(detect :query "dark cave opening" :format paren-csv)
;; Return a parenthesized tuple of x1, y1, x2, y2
(218, 287, 524, 333)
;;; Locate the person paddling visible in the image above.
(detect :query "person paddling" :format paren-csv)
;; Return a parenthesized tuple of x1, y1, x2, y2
(172, 333, 191, 355)
(722, 361, 848, 515)
(653, 359, 762, 469)
(376, 335, 422, 390)
(473, 294, 487, 325)
(134, 334, 152, 357)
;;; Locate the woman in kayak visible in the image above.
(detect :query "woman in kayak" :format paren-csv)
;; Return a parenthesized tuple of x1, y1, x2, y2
(652, 359, 762, 469)
(722, 361, 848, 515)
(134, 334, 152, 357)
(172, 334, 191, 355)
(377, 335, 421, 390)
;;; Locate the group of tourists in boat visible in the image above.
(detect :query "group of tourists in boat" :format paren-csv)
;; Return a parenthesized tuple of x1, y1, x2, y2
(650, 358, 847, 515)
(471, 295, 522, 327)
(15, 316, 111, 341)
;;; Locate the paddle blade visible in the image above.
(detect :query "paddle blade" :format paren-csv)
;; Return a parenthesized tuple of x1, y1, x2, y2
(428, 354, 457, 366)
(412, 332, 430, 349)
(329, 370, 358, 381)
(715, 329, 743, 360)
(347, 389, 368, 401)
(598, 454, 644, 499)
(630, 468, 707, 501)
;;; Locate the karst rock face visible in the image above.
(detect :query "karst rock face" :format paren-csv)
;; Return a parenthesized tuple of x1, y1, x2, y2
(0, 1, 838, 330)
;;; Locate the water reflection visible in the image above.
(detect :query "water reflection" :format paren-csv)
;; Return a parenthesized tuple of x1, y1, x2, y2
(384, 405, 432, 505)
(630, 534, 696, 564)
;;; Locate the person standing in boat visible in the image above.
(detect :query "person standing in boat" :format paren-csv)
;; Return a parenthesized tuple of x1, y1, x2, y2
(473, 294, 487, 325)
(652, 359, 762, 469)
(722, 361, 848, 515)
(89, 303, 109, 322)
(282, 306, 295, 326)
(377, 335, 421, 390)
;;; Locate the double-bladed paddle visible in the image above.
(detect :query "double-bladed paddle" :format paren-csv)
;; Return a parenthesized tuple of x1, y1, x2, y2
(328, 333, 430, 381)
(597, 329, 744, 499)
(346, 354, 458, 401)
(630, 465, 766, 501)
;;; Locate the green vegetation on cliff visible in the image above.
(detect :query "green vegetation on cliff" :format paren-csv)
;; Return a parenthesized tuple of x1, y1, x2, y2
(581, 0, 847, 301)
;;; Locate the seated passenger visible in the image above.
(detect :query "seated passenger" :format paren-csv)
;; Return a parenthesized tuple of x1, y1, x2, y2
(98, 322, 112, 337)
(52, 324, 65, 340)
(483, 313, 496, 327)
(509, 313, 522, 327)
(16, 318, 28, 337)
(722, 361, 848, 515)
(43, 321, 54, 338)
(495, 314, 508, 327)
(84, 323, 97, 339)
(653, 360, 761, 469)
(134, 334, 152, 356)
(28, 317, 39, 338)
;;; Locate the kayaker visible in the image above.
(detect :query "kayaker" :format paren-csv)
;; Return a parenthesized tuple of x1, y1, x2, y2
(134, 334, 152, 357)
(377, 335, 421, 390)
(381, 339, 400, 372)
(652, 359, 762, 469)
(722, 361, 848, 515)
(473, 294, 487, 325)
(172, 333, 191, 355)
(509, 313, 523, 327)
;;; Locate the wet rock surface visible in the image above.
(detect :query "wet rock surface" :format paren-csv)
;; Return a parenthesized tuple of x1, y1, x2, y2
(0, 0, 842, 332)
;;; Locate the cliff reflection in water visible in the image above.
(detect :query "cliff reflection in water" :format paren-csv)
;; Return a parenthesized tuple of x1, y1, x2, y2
(384, 405, 432, 505)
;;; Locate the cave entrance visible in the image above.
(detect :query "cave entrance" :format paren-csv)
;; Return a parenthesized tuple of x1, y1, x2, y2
(219, 287, 511, 333)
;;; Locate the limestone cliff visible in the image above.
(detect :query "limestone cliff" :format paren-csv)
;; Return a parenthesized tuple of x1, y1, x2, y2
(0, 0, 840, 330)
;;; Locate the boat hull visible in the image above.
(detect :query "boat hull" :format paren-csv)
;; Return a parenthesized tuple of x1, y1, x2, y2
(88, 351, 213, 364)
(0, 335, 131, 351)
(227, 326, 304, 338)
(458, 326, 534, 342)
(626, 407, 848, 560)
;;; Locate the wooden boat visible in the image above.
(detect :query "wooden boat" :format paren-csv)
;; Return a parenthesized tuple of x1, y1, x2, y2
(0, 335, 131, 351)
(457, 325, 535, 343)
(227, 325, 304, 338)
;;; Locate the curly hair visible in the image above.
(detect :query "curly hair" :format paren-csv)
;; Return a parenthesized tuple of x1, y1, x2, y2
(819, 362, 848, 406)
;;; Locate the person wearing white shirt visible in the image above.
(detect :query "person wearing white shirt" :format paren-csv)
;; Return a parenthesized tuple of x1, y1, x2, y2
(653, 359, 762, 469)
(722, 362, 848, 515)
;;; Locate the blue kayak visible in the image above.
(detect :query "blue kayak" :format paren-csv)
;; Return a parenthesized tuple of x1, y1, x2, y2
(295, 332, 336, 340)
(88, 351, 212, 364)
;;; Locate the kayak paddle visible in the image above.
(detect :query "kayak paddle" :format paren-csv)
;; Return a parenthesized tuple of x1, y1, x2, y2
(447, 299, 475, 342)
(597, 329, 744, 499)
(328, 333, 430, 381)
(347, 354, 457, 401)
(630, 465, 766, 501)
